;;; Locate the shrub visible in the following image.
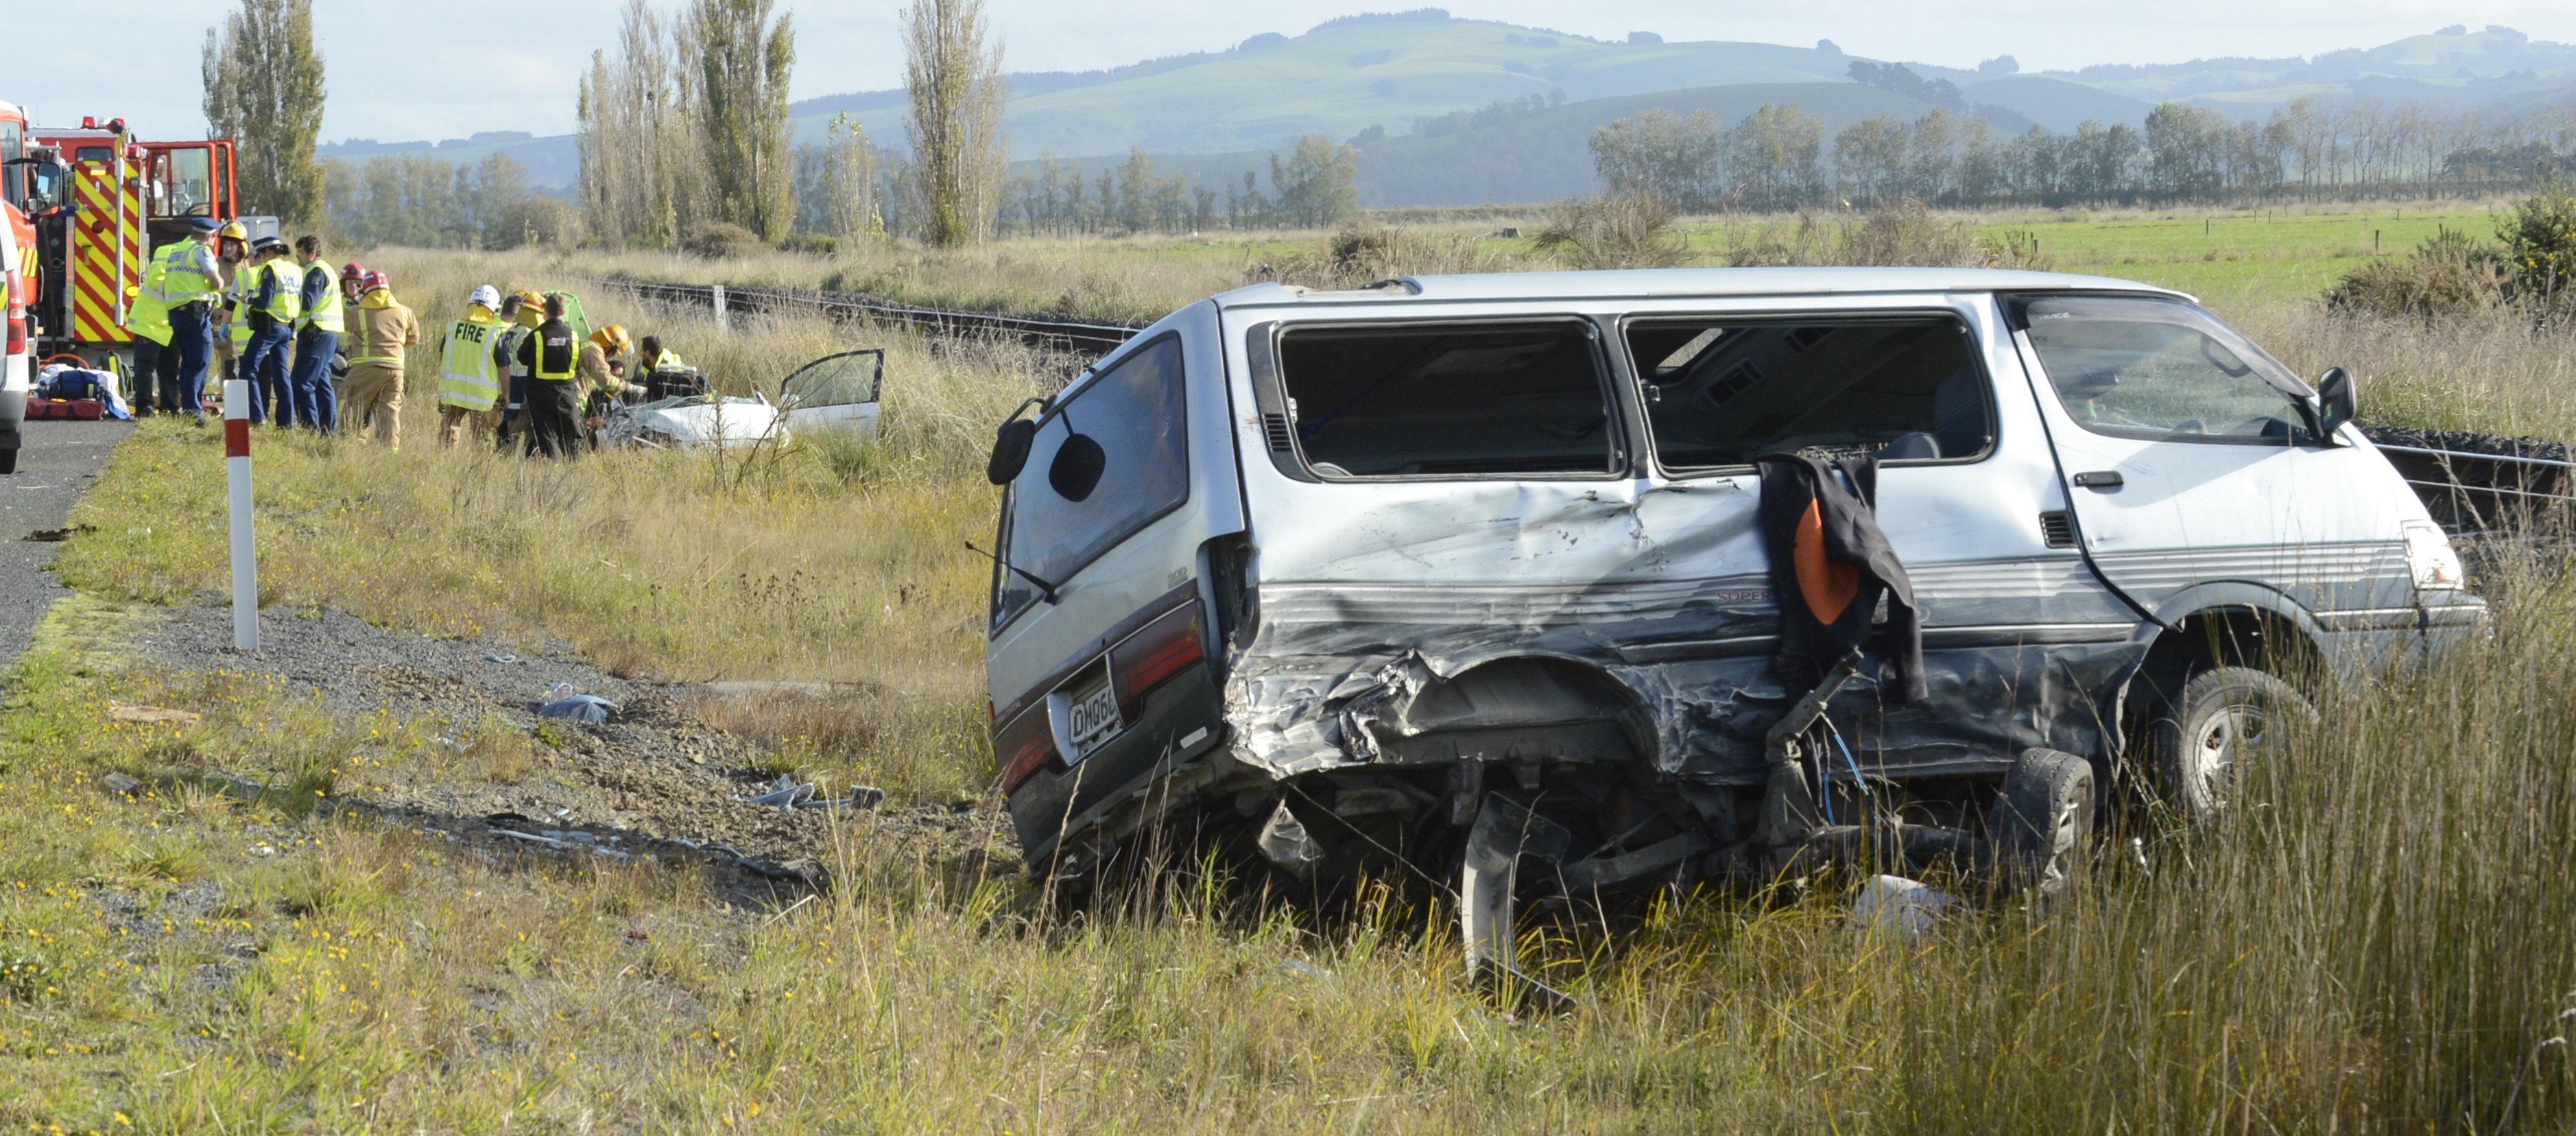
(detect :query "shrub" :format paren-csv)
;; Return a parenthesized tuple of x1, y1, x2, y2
(2324, 226, 2508, 321)
(1533, 192, 1685, 270)
(2498, 179, 2576, 313)
(1262, 220, 1510, 289)
(682, 220, 764, 260)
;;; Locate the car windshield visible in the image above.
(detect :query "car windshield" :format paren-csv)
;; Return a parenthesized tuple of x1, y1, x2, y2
(2019, 295, 2313, 445)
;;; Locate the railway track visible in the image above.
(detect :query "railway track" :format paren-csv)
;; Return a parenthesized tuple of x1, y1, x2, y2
(575, 275, 2573, 538)
(578, 275, 1147, 356)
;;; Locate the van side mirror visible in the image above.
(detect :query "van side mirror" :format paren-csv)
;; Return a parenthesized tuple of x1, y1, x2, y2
(986, 418, 1037, 485)
(2315, 366, 2357, 438)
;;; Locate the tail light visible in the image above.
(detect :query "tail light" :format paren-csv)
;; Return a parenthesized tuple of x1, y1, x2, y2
(994, 705, 1058, 794)
(1110, 604, 1205, 721)
(5, 268, 23, 357)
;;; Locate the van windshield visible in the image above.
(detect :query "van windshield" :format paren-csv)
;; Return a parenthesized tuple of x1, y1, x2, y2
(1274, 321, 1619, 477)
(992, 336, 1189, 628)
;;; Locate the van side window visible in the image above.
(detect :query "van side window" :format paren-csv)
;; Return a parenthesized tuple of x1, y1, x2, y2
(1623, 316, 1993, 471)
(992, 336, 1189, 628)
(2018, 296, 2313, 445)
(1276, 321, 1620, 477)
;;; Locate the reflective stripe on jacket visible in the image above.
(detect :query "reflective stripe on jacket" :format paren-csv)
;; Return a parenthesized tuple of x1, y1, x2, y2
(157, 240, 220, 306)
(437, 313, 503, 410)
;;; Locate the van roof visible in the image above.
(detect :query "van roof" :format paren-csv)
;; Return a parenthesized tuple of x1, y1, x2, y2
(1213, 266, 2188, 311)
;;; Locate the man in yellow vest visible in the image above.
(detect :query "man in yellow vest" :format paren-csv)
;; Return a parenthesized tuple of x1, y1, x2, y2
(340, 270, 418, 447)
(437, 285, 505, 447)
(491, 289, 545, 453)
(240, 237, 303, 427)
(289, 235, 343, 431)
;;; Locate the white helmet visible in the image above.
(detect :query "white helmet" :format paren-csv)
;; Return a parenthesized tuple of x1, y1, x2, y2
(468, 285, 501, 309)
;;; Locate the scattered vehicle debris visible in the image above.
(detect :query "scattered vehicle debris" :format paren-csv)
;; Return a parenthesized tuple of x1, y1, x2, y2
(1848, 875, 1957, 939)
(536, 683, 620, 723)
(979, 267, 2486, 960)
(731, 773, 885, 812)
(107, 704, 200, 725)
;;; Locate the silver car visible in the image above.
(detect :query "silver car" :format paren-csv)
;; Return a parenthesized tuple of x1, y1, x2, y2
(981, 268, 2481, 921)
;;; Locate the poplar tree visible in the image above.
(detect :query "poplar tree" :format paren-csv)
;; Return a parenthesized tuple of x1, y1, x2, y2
(689, 0, 796, 241)
(201, 0, 326, 225)
(904, 0, 1008, 246)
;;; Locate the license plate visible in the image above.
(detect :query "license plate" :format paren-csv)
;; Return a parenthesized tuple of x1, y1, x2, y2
(1066, 682, 1123, 759)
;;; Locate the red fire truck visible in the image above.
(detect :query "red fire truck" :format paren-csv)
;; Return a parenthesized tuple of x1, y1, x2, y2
(11, 115, 239, 370)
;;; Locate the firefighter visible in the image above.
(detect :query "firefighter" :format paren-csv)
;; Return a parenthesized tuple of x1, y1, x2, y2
(635, 335, 693, 399)
(213, 222, 250, 395)
(240, 237, 304, 427)
(289, 235, 342, 431)
(491, 290, 544, 453)
(580, 324, 634, 442)
(340, 271, 418, 448)
(512, 293, 585, 459)
(436, 285, 506, 447)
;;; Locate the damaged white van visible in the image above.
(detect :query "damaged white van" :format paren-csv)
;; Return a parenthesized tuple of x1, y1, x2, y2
(981, 268, 2483, 925)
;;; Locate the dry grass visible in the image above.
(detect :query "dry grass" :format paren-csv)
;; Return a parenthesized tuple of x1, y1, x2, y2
(8, 229, 2576, 1128)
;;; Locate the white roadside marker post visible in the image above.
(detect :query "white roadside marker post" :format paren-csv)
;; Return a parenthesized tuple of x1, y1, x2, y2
(224, 379, 258, 651)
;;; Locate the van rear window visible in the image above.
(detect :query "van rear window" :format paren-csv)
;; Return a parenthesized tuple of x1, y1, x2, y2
(1623, 316, 1992, 469)
(1276, 322, 1620, 477)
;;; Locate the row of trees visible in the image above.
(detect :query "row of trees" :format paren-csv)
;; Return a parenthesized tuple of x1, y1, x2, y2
(999, 135, 1361, 236)
(318, 152, 579, 250)
(1594, 96, 2576, 211)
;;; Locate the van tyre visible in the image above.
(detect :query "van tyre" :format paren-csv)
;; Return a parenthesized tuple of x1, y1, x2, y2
(0, 449, 14, 475)
(1988, 748, 2093, 896)
(2147, 665, 2313, 821)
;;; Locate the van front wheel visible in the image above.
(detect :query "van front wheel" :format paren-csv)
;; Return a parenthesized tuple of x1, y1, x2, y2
(2146, 665, 2313, 821)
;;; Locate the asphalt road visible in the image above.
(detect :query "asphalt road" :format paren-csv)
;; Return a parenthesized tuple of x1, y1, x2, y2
(0, 419, 133, 671)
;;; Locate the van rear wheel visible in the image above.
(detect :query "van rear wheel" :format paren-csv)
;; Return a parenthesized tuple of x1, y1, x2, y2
(2145, 665, 2313, 821)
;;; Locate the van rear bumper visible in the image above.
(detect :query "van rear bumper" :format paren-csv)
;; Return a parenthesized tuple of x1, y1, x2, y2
(0, 388, 23, 447)
(1003, 661, 1230, 867)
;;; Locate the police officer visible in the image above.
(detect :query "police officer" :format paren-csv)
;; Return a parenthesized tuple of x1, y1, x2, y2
(513, 293, 583, 459)
(491, 290, 543, 452)
(239, 237, 304, 427)
(289, 235, 342, 431)
(150, 217, 228, 427)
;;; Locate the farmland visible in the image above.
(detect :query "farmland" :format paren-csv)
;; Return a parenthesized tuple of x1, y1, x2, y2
(3, 213, 2576, 1129)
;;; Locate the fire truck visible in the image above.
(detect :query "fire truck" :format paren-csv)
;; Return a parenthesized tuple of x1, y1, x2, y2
(9, 115, 241, 371)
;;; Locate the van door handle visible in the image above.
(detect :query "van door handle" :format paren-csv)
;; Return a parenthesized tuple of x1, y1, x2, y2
(2072, 471, 2125, 490)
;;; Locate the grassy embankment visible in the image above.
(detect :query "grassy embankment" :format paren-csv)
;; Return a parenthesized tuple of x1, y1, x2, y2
(3, 227, 2575, 1128)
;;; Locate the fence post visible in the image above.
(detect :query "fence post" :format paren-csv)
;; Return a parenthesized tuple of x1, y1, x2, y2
(712, 284, 729, 331)
(223, 379, 259, 652)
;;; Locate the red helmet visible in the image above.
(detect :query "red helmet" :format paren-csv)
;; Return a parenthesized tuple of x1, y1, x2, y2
(339, 261, 367, 285)
(360, 270, 390, 294)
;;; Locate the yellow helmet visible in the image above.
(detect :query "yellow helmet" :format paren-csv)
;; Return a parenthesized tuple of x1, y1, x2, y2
(216, 221, 246, 241)
(590, 324, 632, 356)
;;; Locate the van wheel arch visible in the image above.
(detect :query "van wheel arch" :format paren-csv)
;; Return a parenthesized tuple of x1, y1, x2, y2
(2122, 606, 2323, 816)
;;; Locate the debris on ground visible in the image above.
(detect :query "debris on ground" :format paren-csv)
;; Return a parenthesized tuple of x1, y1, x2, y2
(1848, 874, 1957, 940)
(108, 704, 201, 725)
(536, 682, 621, 723)
(99, 772, 143, 795)
(732, 774, 886, 813)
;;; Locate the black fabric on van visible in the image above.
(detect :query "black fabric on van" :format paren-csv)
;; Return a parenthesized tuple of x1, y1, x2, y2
(1756, 453, 1927, 703)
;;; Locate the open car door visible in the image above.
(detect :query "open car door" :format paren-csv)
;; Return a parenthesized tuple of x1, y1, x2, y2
(778, 348, 881, 438)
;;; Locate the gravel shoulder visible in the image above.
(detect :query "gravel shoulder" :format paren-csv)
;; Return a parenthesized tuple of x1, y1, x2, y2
(136, 601, 1014, 904)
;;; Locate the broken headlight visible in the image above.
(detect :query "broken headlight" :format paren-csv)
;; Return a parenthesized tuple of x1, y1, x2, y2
(2401, 520, 2466, 591)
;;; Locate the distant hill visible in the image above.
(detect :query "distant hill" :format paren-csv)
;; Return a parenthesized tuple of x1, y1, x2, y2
(326, 14, 2576, 207)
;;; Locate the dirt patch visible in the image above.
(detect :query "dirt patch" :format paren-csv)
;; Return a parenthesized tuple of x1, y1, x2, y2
(136, 604, 1014, 901)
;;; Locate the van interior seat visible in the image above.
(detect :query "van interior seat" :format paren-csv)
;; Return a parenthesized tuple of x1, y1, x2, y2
(1879, 431, 1942, 461)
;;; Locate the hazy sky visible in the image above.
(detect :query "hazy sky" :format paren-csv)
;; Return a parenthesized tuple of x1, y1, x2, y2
(13, 0, 2576, 144)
